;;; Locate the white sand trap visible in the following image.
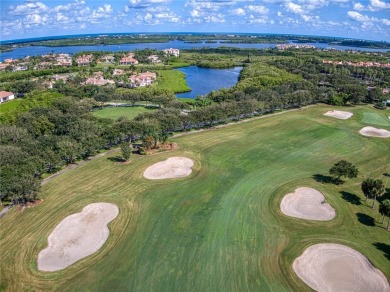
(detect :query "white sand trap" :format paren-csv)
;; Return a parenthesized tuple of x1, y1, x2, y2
(324, 110, 353, 120)
(359, 126, 390, 138)
(280, 187, 335, 221)
(293, 243, 390, 292)
(38, 202, 119, 272)
(144, 157, 194, 180)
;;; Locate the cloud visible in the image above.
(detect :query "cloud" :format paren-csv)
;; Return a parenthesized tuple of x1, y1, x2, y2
(127, 0, 170, 9)
(230, 8, 246, 16)
(204, 14, 225, 23)
(285, 2, 304, 14)
(25, 13, 48, 25)
(370, 0, 390, 10)
(382, 18, 390, 25)
(353, 3, 365, 11)
(10, 1, 48, 15)
(347, 11, 369, 22)
(347, 10, 390, 30)
(351, 0, 390, 11)
(56, 13, 70, 23)
(247, 5, 269, 14)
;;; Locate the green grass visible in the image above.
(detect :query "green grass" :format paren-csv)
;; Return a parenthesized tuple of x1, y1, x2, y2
(92, 106, 156, 120)
(177, 97, 195, 104)
(154, 70, 191, 93)
(0, 105, 389, 291)
(360, 110, 390, 127)
(0, 91, 63, 124)
(0, 99, 23, 114)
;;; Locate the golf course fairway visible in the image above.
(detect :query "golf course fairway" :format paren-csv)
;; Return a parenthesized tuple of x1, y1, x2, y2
(0, 105, 389, 291)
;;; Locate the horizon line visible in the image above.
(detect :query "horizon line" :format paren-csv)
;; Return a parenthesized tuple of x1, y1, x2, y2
(2, 32, 389, 45)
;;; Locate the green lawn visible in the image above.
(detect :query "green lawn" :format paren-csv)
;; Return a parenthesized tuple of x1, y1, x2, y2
(360, 110, 390, 127)
(0, 105, 389, 291)
(154, 70, 191, 93)
(92, 106, 156, 120)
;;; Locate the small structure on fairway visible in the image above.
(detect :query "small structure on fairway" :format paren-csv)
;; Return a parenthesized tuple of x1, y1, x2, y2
(144, 157, 194, 180)
(359, 126, 390, 138)
(323, 110, 353, 120)
(280, 187, 335, 220)
(293, 243, 389, 292)
(38, 202, 119, 272)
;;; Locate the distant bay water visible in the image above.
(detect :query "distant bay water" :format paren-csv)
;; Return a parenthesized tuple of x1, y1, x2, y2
(1, 40, 389, 61)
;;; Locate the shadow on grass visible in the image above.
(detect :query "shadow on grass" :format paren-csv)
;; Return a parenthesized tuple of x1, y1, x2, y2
(340, 191, 361, 205)
(373, 242, 390, 261)
(356, 213, 375, 227)
(312, 174, 343, 185)
(383, 173, 390, 178)
(378, 188, 390, 203)
(107, 156, 125, 162)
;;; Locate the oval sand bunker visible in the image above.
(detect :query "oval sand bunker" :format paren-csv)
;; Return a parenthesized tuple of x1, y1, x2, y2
(324, 110, 353, 120)
(144, 157, 194, 179)
(359, 126, 390, 138)
(280, 187, 335, 221)
(293, 243, 390, 292)
(38, 202, 119, 272)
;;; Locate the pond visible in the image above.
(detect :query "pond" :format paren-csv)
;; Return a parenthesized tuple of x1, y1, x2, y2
(175, 66, 242, 99)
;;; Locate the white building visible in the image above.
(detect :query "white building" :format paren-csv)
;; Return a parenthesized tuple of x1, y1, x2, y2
(0, 91, 15, 103)
(163, 48, 180, 57)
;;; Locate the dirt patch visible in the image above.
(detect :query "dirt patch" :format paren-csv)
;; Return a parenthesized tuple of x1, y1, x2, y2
(280, 187, 335, 221)
(144, 157, 194, 180)
(142, 142, 178, 155)
(37, 202, 119, 272)
(27, 199, 43, 207)
(293, 243, 389, 292)
(324, 110, 353, 120)
(359, 126, 390, 138)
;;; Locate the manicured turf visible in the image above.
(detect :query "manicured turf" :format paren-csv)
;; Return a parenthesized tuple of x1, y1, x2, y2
(360, 111, 390, 127)
(1, 105, 389, 291)
(92, 106, 156, 120)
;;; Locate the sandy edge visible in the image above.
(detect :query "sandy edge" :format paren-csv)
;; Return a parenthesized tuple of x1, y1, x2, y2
(37, 202, 119, 272)
(359, 126, 390, 138)
(293, 243, 390, 292)
(144, 157, 194, 180)
(324, 110, 353, 120)
(280, 187, 336, 221)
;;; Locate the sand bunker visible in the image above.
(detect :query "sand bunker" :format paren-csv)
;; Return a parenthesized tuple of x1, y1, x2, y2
(359, 126, 390, 138)
(38, 202, 119, 272)
(280, 187, 335, 221)
(324, 110, 353, 120)
(293, 243, 390, 292)
(144, 157, 194, 179)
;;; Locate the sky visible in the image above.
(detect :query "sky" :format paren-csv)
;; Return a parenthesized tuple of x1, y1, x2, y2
(1, 0, 390, 42)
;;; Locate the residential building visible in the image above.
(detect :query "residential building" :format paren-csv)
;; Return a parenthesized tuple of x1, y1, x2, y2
(56, 53, 72, 66)
(163, 48, 180, 57)
(0, 63, 9, 71)
(129, 71, 157, 87)
(147, 55, 161, 63)
(0, 91, 15, 103)
(83, 72, 114, 86)
(119, 56, 138, 65)
(76, 54, 93, 66)
(101, 55, 115, 63)
(113, 69, 126, 76)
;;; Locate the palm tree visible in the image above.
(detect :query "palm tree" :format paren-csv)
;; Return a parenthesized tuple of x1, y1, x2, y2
(361, 178, 375, 202)
(372, 179, 385, 209)
(379, 199, 390, 225)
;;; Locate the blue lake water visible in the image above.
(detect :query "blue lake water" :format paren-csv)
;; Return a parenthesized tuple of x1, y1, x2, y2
(1, 40, 388, 61)
(175, 66, 242, 99)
